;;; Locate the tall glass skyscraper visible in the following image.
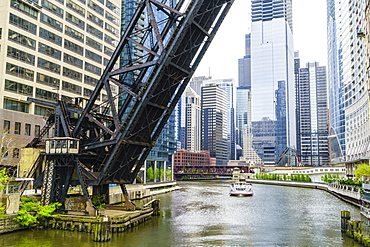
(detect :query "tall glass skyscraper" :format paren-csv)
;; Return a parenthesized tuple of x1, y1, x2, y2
(327, 0, 345, 163)
(250, 0, 296, 163)
(297, 62, 329, 166)
(327, 0, 369, 167)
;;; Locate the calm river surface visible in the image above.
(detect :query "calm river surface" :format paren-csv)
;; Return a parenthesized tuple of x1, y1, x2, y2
(1, 180, 364, 246)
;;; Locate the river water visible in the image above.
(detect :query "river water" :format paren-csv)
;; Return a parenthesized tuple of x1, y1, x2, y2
(1, 180, 364, 246)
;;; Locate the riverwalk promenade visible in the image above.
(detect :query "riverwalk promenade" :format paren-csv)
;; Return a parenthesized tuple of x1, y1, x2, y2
(246, 179, 362, 207)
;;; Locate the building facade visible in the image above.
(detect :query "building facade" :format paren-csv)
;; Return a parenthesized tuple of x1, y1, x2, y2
(184, 87, 201, 152)
(201, 83, 228, 166)
(0, 0, 121, 165)
(297, 62, 329, 166)
(327, 0, 369, 170)
(250, 0, 296, 163)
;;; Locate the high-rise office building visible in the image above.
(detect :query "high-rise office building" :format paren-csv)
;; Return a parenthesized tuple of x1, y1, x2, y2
(297, 62, 329, 166)
(0, 0, 121, 162)
(238, 33, 251, 88)
(201, 83, 228, 166)
(327, 0, 346, 163)
(204, 78, 236, 160)
(250, 0, 295, 163)
(184, 87, 201, 152)
(236, 87, 262, 165)
(327, 0, 369, 169)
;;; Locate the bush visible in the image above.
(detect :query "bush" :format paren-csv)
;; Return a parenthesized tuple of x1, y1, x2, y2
(14, 200, 61, 226)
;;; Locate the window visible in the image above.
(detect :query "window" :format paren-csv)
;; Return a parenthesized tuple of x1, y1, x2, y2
(84, 74, 98, 86)
(65, 26, 84, 42)
(66, 0, 85, 16)
(40, 13, 63, 31)
(105, 11, 119, 26)
(64, 53, 83, 68)
(86, 49, 102, 63)
(87, 12, 103, 27)
(35, 105, 54, 116)
(104, 34, 117, 47)
(39, 27, 62, 45)
(86, 36, 102, 51)
(7, 46, 35, 65)
(14, 122, 21, 135)
(3, 120, 10, 133)
(38, 58, 61, 74)
(63, 67, 82, 81)
(64, 39, 83, 55)
(35, 125, 41, 136)
(85, 62, 101, 75)
(4, 98, 29, 113)
(9, 13, 37, 34)
(62, 81, 82, 95)
(104, 46, 113, 56)
(105, 23, 119, 37)
(37, 73, 60, 88)
(6, 63, 34, 81)
(88, 0, 104, 16)
(13, 148, 20, 158)
(104, 58, 109, 66)
(8, 30, 36, 49)
(106, 0, 120, 15)
(66, 12, 85, 30)
(84, 88, 93, 97)
(11, 0, 39, 19)
(5, 79, 33, 96)
(25, 124, 31, 136)
(36, 88, 58, 101)
(2, 148, 9, 158)
(87, 24, 103, 39)
(38, 42, 62, 60)
(41, 0, 64, 18)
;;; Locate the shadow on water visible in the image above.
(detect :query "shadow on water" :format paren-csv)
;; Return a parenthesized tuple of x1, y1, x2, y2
(1, 180, 364, 247)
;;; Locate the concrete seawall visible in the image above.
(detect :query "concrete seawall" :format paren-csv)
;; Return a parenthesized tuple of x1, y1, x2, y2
(246, 179, 362, 207)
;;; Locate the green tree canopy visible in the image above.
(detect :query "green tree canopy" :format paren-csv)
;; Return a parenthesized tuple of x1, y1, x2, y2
(354, 164, 370, 180)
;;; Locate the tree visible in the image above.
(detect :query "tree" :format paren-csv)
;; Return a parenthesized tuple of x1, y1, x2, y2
(0, 130, 20, 177)
(354, 164, 370, 180)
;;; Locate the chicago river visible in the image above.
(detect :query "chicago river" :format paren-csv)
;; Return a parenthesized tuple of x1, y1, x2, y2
(2, 181, 362, 246)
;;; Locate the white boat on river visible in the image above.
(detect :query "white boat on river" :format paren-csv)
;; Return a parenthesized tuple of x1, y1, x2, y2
(229, 182, 254, 196)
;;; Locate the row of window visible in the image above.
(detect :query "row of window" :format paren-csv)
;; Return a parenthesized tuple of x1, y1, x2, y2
(40, 0, 120, 28)
(10, 4, 119, 49)
(3, 120, 41, 137)
(9, 27, 114, 63)
(4, 77, 109, 103)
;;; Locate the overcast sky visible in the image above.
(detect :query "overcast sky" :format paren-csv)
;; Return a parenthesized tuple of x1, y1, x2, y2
(194, 0, 328, 82)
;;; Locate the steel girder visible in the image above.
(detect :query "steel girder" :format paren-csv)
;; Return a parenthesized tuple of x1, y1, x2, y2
(28, 0, 234, 204)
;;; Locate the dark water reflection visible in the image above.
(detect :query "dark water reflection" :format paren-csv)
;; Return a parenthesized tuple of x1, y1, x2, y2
(0, 181, 363, 246)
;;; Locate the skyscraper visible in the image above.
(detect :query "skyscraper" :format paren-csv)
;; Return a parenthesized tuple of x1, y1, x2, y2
(327, 0, 369, 170)
(236, 86, 262, 164)
(297, 62, 329, 166)
(184, 87, 201, 152)
(201, 83, 228, 166)
(327, 0, 345, 164)
(250, 0, 296, 163)
(238, 33, 251, 88)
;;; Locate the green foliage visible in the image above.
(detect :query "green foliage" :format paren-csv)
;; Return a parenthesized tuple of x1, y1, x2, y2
(36, 203, 62, 220)
(0, 203, 6, 215)
(14, 210, 37, 226)
(354, 164, 370, 180)
(254, 173, 311, 182)
(166, 169, 172, 180)
(0, 169, 9, 192)
(92, 195, 105, 209)
(14, 200, 61, 226)
(146, 166, 154, 180)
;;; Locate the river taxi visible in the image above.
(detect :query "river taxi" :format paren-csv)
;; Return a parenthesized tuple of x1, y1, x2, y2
(229, 182, 254, 196)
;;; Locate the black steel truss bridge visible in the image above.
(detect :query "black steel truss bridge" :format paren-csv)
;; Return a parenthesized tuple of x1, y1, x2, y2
(24, 0, 234, 209)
